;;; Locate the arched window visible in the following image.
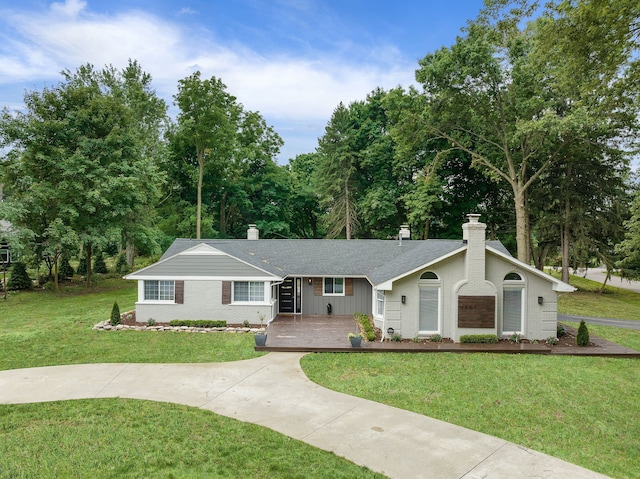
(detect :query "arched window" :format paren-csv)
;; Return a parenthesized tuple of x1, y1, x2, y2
(420, 271, 439, 280)
(418, 271, 440, 333)
(503, 272, 524, 334)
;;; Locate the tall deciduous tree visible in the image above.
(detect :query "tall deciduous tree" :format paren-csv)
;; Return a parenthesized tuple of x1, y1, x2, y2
(0, 63, 166, 287)
(173, 72, 239, 239)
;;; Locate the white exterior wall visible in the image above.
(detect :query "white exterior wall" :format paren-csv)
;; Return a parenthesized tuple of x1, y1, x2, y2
(377, 254, 465, 340)
(378, 252, 559, 342)
(486, 256, 558, 340)
(134, 280, 274, 325)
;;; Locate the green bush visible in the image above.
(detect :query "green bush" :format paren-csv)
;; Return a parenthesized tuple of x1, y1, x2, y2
(390, 333, 402, 342)
(577, 320, 590, 346)
(168, 320, 227, 328)
(7, 262, 32, 290)
(59, 255, 75, 279)
(354, 312, 376, 341)
(557, 324, 567, 338)
(110, 302, 121, 325)
(430, 334, 443, 343)
(77, 257, 87, 275)
(93, 252, 108, 274)
(114, 252, 130, 274)
(460, 334, 499, 344)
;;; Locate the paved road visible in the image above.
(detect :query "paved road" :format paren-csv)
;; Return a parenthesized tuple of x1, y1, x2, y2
(559, 314, 640, 330)
(0, 353, 609, 479)
(574, 267, 640, 293)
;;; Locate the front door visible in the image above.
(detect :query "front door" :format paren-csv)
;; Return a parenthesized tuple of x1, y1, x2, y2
(279, 278, 295, 313)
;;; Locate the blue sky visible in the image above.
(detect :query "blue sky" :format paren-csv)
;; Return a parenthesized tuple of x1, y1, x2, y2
(0, 0, 486, 163)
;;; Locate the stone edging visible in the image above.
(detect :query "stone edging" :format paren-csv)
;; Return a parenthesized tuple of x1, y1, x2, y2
(92, 320, 265, 334)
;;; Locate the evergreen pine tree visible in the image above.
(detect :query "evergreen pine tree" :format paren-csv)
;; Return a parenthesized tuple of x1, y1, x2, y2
(577, 320, 590, 346)
(59, 255, 75, 279)
(7, 262, 32, 290)
(77, 257, 87, 276)
(93, 252, 108, 274)
(110, 301, 121, 325)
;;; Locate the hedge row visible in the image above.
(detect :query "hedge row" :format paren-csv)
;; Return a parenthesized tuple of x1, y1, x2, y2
(460, 334, 499, 344)
(168, 320, 227, 328)
(354, 312, 376, 341)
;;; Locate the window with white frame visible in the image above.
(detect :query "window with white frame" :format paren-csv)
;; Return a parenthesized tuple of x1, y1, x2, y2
(503, 273, 524, 334)
(144, 280, 175, 301)
(376, 290, 385, 316)
(419, 271, 440, 333)
(233, 281, 265, 302)
(323, 277, 344, 296)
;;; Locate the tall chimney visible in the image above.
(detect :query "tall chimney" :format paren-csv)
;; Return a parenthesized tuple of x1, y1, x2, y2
(247, 224, 259, 240)
(462, 214, 486, 287)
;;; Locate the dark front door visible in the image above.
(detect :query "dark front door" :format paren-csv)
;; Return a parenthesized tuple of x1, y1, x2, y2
(279, 278, 295, 313)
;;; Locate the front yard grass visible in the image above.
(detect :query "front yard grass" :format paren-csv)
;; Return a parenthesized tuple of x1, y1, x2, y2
(301, 350, 639, 479)
(557, 275, 640, 320)
(0, 278, 263, 370)
(0, 399, 383, 479)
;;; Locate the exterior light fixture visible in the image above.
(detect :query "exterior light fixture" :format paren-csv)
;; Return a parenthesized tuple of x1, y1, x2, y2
(401, 295, 406, 304)
(538, 296, 543, 305)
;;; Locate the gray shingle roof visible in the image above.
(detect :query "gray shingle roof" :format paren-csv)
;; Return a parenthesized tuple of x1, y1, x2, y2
(158, 238, 512, 286)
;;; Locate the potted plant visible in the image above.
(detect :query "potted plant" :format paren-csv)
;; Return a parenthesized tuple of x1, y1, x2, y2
(348, 332, 362, 347)
(254, 312, 267, 346)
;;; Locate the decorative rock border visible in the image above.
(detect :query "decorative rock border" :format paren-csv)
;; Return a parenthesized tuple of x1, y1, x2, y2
(92, 320, 265, 334)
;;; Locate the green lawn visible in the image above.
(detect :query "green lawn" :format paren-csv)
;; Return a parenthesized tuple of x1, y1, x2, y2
(557, 275, 640, 320)
(0, 277, 264, 370)
(1, 275, 639, 478)
(0, 399, 383, 479)
(301, 351, 639, 479)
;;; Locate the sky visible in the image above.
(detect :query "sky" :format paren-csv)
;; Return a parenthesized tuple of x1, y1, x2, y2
(0, 0, 486, 164)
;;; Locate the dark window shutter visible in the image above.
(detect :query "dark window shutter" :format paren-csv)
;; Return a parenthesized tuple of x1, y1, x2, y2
(175, 281, 184, 304)
(345, 278, 353, 296)
(313, 278, 322, 296)
(222, 281, 231, 304)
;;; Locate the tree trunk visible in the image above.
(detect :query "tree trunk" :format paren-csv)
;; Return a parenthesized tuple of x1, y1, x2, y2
(220, 191, 228, 236)
(86, 242, 93, 287)
(513, 187, 530, 264)
(53, 253, 59, 292)
(126, 239, 136, 269)
(345, 183, 351, 240)
(561, 199, 571, 284)
(196, 152, 204, 239)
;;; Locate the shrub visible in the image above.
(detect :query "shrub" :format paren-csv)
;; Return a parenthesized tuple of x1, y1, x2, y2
(577, 320, 590, 346)
(168, 320, 227, 328)
(115, 252, 130, 274)
(354, 312, 376, 341)
(460, 334, 499, 344)
(390, 333, 402, 342)
(110, 302, 121, 326)
(557, 324, 567, 338)
(430, 334, 443, 343)
(77, 257, 87, 275)
(93, 252, 108, 274)
(546, 336, 558, 345)
(7, 262, 32, 290)
(147, 318, 156, 326)
(508, 333, 522, 343)
(59, 255, 75, 279)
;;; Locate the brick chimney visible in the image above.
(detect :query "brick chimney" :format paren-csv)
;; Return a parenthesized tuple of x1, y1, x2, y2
(462, 214, 486, 290)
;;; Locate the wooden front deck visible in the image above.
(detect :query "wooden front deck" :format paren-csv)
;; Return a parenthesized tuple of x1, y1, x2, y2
(258, 316, 640, 357)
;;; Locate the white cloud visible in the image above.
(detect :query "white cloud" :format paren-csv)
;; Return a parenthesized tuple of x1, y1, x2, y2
(0, 0, 416, 161)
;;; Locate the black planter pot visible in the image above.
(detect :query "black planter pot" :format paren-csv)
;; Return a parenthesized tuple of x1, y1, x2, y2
(349, 336, 362, 347)
(254, 333, 267, 346)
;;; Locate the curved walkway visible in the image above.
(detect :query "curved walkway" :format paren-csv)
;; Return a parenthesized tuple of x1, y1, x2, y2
(0, 353, 608, 479)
